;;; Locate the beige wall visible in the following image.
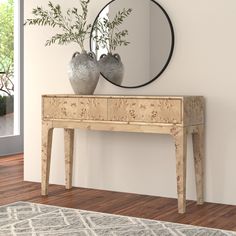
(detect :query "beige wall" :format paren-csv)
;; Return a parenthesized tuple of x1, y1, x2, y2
(24, 0, 236, 205)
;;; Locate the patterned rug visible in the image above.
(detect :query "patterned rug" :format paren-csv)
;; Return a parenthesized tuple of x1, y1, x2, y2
(0, 202, 235, 236)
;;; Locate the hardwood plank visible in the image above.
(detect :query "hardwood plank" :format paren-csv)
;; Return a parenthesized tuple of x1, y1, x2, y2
(0, 154, 235, 231)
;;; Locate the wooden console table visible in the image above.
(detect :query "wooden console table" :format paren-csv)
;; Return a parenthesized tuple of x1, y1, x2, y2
(41, 95, 205, 213)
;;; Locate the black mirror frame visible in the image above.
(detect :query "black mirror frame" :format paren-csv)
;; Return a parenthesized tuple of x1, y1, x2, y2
(90, 0, 175, 89)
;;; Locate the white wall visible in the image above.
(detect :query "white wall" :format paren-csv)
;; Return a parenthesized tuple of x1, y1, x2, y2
(24, 0, 236, 205)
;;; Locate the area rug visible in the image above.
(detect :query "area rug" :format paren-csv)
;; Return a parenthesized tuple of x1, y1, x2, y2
(0, 202, 235, 236)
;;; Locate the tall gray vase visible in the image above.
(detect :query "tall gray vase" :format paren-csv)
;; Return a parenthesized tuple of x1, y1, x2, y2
(68, 51, 100, 95)
(99, 53, 124, 86)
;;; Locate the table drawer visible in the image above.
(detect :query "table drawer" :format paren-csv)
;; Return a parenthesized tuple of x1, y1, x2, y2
(108, 98, 182, 124)
(43, 97, 107, 120)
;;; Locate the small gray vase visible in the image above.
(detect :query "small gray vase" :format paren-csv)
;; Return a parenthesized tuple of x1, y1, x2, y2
(68, 51, 100, 95)
(99, 53, 124, 86)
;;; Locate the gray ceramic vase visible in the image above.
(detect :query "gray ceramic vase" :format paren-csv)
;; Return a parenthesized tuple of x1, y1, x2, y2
(99, 53, 124, 86)
(68, 51, 100, 95)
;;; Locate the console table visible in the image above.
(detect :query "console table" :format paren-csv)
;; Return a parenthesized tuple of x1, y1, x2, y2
(41, 95, 205, 213)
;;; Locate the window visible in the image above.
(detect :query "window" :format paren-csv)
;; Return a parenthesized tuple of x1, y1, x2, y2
(0, 0, 23, 155)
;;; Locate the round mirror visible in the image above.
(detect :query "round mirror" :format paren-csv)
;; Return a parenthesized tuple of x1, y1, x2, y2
(90, 0, 174, 88)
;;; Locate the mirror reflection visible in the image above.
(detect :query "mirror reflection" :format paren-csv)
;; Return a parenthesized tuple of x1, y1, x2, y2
(90, 0, 174, 88)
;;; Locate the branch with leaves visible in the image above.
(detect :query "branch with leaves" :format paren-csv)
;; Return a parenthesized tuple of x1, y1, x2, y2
(0, 72, 14, 97)
(93, 8, 132, 54)
(25, 0, 92, 52)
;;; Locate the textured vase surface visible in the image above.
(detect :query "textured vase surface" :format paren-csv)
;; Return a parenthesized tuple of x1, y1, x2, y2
(99, 53, 124, 86)
(68, 51, 100, 95)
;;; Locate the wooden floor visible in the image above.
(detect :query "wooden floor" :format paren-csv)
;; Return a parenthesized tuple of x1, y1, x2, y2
(1, 154, 236, 232)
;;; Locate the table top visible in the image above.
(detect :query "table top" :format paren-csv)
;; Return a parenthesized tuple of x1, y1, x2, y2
(42, 94, 204, 99)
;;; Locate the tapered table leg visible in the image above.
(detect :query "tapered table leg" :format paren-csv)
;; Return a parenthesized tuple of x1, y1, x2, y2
(64, 128, 74, 189)
(172, 127, 187, 214)
(192, 125, 204, 205)
(41, 121, 54, 196)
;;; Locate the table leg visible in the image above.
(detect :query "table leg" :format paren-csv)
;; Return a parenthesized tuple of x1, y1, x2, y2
(192, 125, 204, 205)
(64, 128, 74, 189)
(41, 121, 54, 196)
(172, 127, 187, 214)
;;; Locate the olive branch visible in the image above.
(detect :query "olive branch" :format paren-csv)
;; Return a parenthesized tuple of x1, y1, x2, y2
(25, 0, 92, 52)
(93, 8, 132, 54)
